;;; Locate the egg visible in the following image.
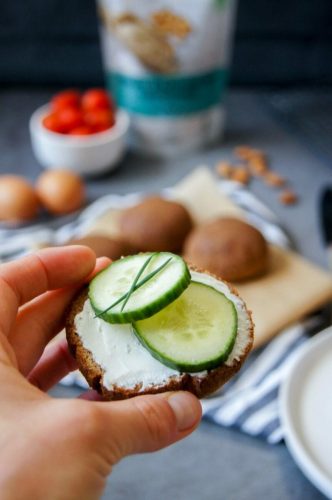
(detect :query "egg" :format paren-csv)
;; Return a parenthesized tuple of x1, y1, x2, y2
(36, 169, 86, 215)
(0, 175, 39, 222)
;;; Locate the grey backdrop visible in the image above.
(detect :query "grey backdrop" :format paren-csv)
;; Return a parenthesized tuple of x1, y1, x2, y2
(1, 0, 332, 86)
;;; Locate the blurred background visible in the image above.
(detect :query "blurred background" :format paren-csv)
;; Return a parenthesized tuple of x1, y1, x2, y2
(2, 0, 332, 176)
(1, 0, 332, 86)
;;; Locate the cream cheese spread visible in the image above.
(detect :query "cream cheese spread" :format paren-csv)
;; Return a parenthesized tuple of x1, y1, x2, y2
(74, 271, 251, 391)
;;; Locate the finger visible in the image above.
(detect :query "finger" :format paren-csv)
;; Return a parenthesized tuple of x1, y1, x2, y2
(95, 392, 202, 461)
(11, 257, 110, 375)
(78, 390, 104, 401)
(27, 337, 77, 391)
(0, 246, 96, 337)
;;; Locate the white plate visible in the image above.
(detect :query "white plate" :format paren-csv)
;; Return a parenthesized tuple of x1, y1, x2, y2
(280, 326, 332, 499)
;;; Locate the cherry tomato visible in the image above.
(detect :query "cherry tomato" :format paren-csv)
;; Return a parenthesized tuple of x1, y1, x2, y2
(69, 125, 94, 136)
(51, 90, 81, 112)
(84, 109, 115, 132)
(81, 89, 113, 112)
(42, 113, 66, 134)
(57, 107, 84, 133)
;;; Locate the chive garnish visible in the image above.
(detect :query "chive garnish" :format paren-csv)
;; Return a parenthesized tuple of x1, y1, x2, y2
(127, 256, 173, 292)
(94, 254, 173, 318)
(95, 253, 156, 317)
(120, 253, 156, 311)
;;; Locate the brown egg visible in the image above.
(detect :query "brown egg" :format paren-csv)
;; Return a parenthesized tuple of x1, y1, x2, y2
(0, 175, 39, 222)
(36, 169, 86, 215)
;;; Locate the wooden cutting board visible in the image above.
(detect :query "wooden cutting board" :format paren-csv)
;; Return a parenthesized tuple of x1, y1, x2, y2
(86, 167, 332, 348)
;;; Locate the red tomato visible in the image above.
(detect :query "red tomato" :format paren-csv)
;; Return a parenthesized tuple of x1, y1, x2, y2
(57, 107, 84, 133)
(42, 113, 66, 134)
(51, 90, 81, 112)
(84, 109, 115, 132)
(69, 125, 94, 136)
(82, 89, 113, 111)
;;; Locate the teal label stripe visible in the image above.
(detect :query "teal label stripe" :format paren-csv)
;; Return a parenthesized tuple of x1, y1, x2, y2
(107, 69, 229, 116)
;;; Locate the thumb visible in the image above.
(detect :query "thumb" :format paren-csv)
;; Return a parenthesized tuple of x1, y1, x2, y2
(97, 391, 202, 461)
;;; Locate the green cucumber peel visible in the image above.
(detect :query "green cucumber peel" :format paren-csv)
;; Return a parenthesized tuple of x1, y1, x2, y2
(120, 253, 157, 312)
(132, 281, 238, 373)
(89, 252, 191, 324)
(94, 253, 174, 317)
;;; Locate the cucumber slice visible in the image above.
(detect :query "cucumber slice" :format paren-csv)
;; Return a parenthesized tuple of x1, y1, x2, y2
(89, 252, 190, 324)
(133, 281, 238, 372)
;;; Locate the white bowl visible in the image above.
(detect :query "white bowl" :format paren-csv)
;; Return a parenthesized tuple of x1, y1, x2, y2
(29, 104, 130, 175)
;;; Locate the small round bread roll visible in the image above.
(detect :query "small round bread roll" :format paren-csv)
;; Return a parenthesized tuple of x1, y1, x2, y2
(66, 235, 135, 260)
(183, 217, 269, 282)
(119, 196, 193, 253)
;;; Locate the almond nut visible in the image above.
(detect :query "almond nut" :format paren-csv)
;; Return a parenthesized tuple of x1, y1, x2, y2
(264, 172, 286, 187)
(231, 167, 250, 185)
(216, 161, 233, 178)
(249, 159, 268, 175)
(279, 189, 298, 205)
(234, 146, 253, 161)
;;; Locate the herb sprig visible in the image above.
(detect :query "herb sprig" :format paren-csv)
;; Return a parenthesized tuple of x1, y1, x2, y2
(120, 253, 156, 311)
(94, 254, 173, 318)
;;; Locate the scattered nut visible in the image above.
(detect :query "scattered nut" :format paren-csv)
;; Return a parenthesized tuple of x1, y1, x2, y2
(248, 148, 266, 160)
(248, 155, 268, 175)
(264, 171, 286, 187)
(216, 161, 233, 178)
(231, 167, 250, 185)
(234, 146, 266, 162)
(218, 147, 296, 206)
(279, 189, 298, 205)
(234, 146, 253, 161)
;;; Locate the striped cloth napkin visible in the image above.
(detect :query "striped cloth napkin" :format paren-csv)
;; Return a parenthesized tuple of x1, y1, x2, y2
(200, 181, 327, 444)
(201, 314, 325, 444)
(0, 178, 325, 443)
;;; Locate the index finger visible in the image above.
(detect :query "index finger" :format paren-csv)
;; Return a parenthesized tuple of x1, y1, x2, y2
(0, 246, 96, 336)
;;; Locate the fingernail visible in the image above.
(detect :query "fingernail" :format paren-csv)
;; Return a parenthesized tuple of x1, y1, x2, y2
(167, 392, 201, 431)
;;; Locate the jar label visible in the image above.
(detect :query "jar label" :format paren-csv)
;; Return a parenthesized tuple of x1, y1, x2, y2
(106, 69, 229, 116)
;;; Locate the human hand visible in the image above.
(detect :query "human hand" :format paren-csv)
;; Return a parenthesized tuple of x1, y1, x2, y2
(0, 246, 201, 500)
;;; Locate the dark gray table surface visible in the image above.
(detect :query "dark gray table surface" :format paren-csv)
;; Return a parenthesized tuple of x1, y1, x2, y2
(1, 88, 332, 500)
